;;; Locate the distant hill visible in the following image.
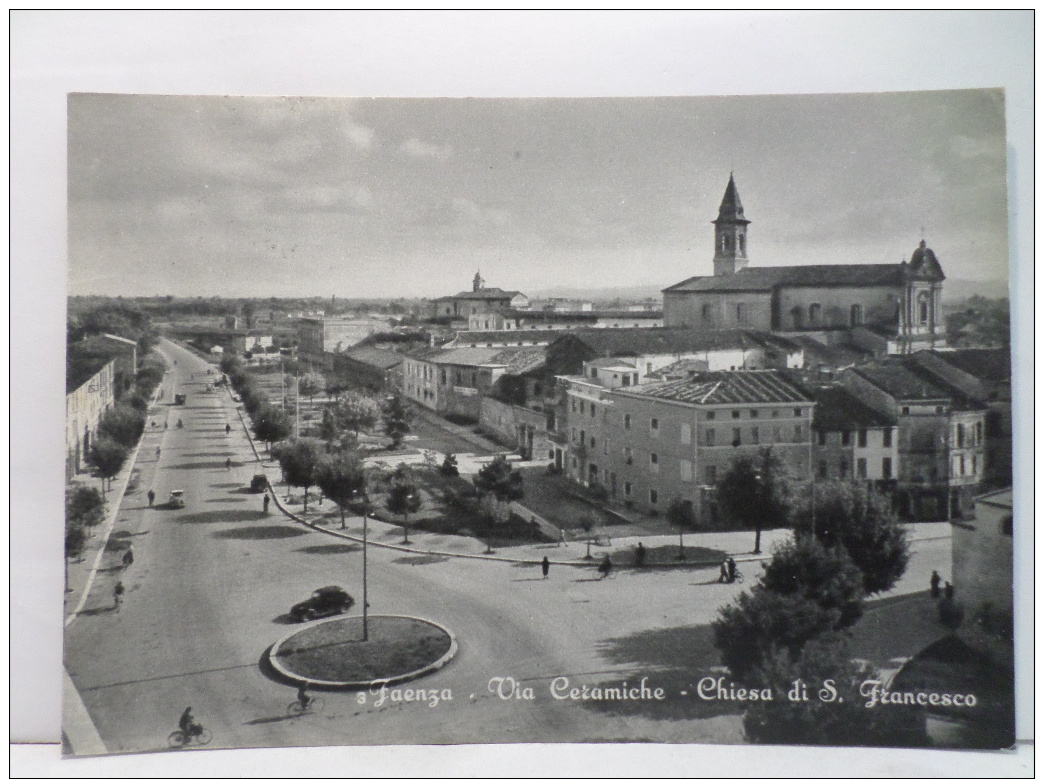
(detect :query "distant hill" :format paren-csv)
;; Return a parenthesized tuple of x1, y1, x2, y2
(943, 278, 1010, 303)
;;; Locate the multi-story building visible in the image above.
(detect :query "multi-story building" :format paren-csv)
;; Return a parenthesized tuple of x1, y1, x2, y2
(331, 347, 404, 394)
(429, 272, 529, 319)
(555, 368, 815, 520)
(840, 360, 986, 520)
(296, 317, 391, 369)
(662, 175, 947, 354)
(402, 345, 545, 422)
(66, 359, 116, 481)
(810, 386, 899, 482)
(467, 308, 662, 332)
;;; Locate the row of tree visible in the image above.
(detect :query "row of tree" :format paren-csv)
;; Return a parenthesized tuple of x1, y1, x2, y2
(711, 475, 919, 745)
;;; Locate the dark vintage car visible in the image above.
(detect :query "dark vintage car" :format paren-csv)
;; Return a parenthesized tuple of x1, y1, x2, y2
(289, 586, 355, 622)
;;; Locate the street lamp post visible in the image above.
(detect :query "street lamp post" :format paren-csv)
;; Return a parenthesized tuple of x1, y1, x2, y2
(353, 488, 370, 642)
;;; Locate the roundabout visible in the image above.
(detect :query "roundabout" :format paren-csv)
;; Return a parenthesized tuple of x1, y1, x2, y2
(269, 615, 457, 689)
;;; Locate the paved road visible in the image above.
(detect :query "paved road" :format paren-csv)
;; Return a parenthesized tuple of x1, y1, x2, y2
(63, 339, 952, 754)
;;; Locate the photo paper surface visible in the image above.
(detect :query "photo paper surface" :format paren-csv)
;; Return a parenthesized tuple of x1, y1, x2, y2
(63, 90, 1016, 756)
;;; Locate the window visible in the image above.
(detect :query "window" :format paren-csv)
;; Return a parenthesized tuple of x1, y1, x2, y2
(858, 430, 867, 448)
(841, 431, 851, 446)
(839, 459, 848, 478)
(774, 427, 784, 443)
(590, 368, 598, 379)
(738, 234, 745, 253)
(793, 425, 803, 442)
(706, 411, 716, 421)
(902, 406, 910, 416)
(705, 465, 717, 483)
(882, 457, 892, 479)
(732, 410, 741, 419)
(794, 408, 803, 417)
(850, 304, 863, 326)
(818, 460, 828, 478)
(809, 303, 821, 325)
(624, 481, 632, 497)
(751, 427, 760, 444)
(624, 414, 631, 430)
(956, 424, 965, 448)
(589, 436, 596, 450)
(702, 304, 713, 322)
(680, 423, 691, 444)
(650, 489, 658, 505)
(579, 400, 585, 414)
(650, 453, 659, 473)
(750, 409, 759, 419)
(624, 446, 633, 465)
(680, 461, 693, 482)
(975, 421, 983, 444)
(579, 430, 585, 447)
(959, 455, 965, 475)
(650, 418, 659, 433)
(571, 399, 577, 413)
(590, 404, 596, 418)
(857, 458, 867, 478)
(622, 374, 630, 387)
(736, 303, 747, 323)
(732, 427, 742, 447)
(883, 429, 892, 447)
(705, 428, 716, 446)
(603, 438, 609, 455)
(817, 430, 826, 446)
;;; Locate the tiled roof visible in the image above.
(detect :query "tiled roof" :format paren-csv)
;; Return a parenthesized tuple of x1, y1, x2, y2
(812, 387, 894, 430)
(933, 349, 1010, 383)
(339, 347, 404, 371)
(663, 264, 907, 294)
(790, 336, 869, 368)
(623, 370, 813, 405)
(427, 346, 544, 368)
(554, 327, 768, 357)
(448, 330, 555, 347)
(435, 288, 523, 301)
(850, 361, 951, 402)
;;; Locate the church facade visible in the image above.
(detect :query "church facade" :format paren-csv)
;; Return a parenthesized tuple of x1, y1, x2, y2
(662, 175, 946, 355)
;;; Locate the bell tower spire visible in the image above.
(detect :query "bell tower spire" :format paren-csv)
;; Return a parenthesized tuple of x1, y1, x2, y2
(712, 173, 750, 276)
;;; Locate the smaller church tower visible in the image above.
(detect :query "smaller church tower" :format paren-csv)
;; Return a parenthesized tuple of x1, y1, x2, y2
(473, 270, 485, 291)
(713, 174, 751, 276)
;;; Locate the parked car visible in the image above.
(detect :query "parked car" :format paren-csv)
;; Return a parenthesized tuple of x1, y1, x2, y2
(289, 586, 354, 622)
(174, 393, 187, 405)
(169, 489, 186, 508)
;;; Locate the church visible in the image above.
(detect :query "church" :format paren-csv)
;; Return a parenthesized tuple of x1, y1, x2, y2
(662, 175, 946, 355)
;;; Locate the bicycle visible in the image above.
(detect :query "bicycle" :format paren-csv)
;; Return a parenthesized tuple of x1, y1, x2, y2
(287, 695, 325, 716)
(167, 725, 212, 748)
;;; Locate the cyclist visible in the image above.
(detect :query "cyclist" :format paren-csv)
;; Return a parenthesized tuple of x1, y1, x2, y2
(297, 682, 312, 711)
(178, 706, 200, 738)
(598, 554, 613, 580)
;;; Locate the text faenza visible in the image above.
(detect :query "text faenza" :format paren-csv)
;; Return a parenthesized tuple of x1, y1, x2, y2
(358, 684, 453, 708)
(860, 680, 977, 709)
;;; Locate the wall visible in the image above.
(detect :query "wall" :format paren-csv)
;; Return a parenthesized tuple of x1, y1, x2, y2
(663, 290, 773, 329)
(814, 427, 898, 481)
(479, 397, 550, 460)
(66, 360, 116, 480)
(775, 284, 901, 331)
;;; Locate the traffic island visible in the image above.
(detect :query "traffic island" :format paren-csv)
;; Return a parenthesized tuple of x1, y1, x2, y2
(270, 615, 457, 689)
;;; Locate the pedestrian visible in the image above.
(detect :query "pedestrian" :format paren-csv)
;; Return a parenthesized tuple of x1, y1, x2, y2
(727, 556, 737, 583)
(944, 581, 955, 600)
(635, 541, 646, 567)
(541, 556, 550, 578)
(225, 423, 231, 435)
(164, 420, 168, 429)
(560, 528, 567, 547)
(930, 570, 941, 598)
(147, 489, 155, 507)
(263, 494, 270, 514)
(598, 554, 613, 579)
(113, 580, 125, 611)
(123, 548, 134, 567)
(225, 457, 232, 471)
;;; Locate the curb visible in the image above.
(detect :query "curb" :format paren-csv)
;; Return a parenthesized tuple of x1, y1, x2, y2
(268, 614, 458, 690)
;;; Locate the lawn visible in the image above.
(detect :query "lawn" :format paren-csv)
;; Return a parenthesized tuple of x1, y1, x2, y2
(519, 470, 628, 531)
(275, 615, 452, 684)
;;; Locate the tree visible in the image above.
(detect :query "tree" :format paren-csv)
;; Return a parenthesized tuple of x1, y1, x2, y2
(381, 393, 412, 449)
(386, 464, 422, 544)
(713, 537, 866, 683)
(252, 403, 292, 451)
(792, 481, 910, 596)
(65, 523, 88, 562)
(98, 403, 147, 448)
(759, 537, 866, 629)
(473, 455, 524, 553)
(315, 452, 367, 529)
(715, 448, 792, 553)
(742, 636, 928, 747)
(439, 453, 459, 477)
(66, 485, 105, 528)
(272, 438, 323, 512)
(333, 392, 382, 446)
(88, 436, 129, 494)
(297, 372, 326, 407)
(666, 497, 698, 560)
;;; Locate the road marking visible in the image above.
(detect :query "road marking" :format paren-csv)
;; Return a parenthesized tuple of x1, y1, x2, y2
(62, 666, 107, 755)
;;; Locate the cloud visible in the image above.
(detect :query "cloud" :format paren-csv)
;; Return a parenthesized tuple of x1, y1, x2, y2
(401, 138, 453, 160)
(345, 120, 375, 151)
(279, 184, 373, 212)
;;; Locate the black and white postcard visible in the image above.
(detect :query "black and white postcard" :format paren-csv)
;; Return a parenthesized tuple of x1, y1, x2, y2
(61, 88, 1019, 759)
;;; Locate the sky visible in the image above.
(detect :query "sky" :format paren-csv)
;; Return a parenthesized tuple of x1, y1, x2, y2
(68, 89, 1010, 299)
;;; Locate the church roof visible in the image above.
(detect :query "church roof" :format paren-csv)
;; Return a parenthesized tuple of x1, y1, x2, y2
(623, 369, 812, 405)
(663, 263, 909, 294)
(435, 287, 523, 302)
(908, 239, 946, 280)
(714, 174, 750, 225)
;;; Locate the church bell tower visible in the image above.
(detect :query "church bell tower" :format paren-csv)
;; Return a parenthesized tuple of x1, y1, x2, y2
(713, 174, 750, 276)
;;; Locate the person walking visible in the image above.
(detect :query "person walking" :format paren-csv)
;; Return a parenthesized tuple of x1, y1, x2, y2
(225, 423, 231, 436)
(113, 580, 125, 611)
(122, 548, 134, 567)
(598, 554, 613, 579)
(930, 570, 942, 598)
(635, 541, 646, 567)
(541, 556, 550, 578)
(147, 489, 156, 507)
(263, 494, 270, 514)
(225, 457, 232, 471)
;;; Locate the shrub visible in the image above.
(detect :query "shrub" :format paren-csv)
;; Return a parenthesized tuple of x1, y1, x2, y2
(250, 474, 269, 493)
(938, 598, 965, 631)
